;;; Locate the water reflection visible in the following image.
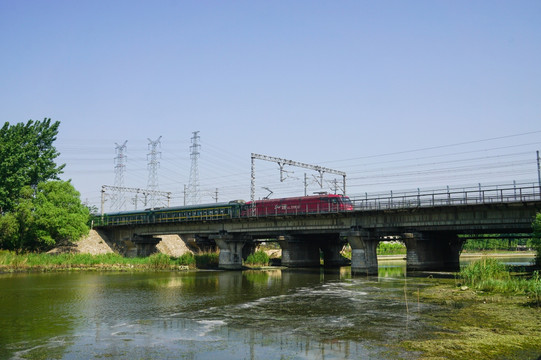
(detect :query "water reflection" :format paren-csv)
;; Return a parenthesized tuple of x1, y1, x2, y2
(4, 259, 497, 359)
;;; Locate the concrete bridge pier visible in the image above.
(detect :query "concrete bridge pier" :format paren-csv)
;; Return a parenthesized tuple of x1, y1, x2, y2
(319, 235, 349, 267)
(132, 235, 161, 257)
(345, 230, 379, 275)
(403, 232, 463, 272)
(278, 235, 321, 267)
(212, 233, 248, 270)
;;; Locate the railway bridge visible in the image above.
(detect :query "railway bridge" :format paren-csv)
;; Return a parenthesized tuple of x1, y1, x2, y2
(96, 183, 541, 274)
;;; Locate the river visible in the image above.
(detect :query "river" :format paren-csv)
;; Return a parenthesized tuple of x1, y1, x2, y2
(0, 256, 536, 360)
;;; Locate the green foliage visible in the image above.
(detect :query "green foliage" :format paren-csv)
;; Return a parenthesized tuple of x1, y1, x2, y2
(33, 181, 90, 246)
(0, 181, 90, 252)
(0, 186, 36, 252)
(459, 258, 540, 301)
(0, 250, 198, 270)
(194, 252, 219, 269)
(532, 213, 541, 266)
(459, 258, 510, 289)
(377, 241, 406, 255)
(245, 250, 270, 266)
(462, 235, 531, 251)
(0, 119, 64, 213)
(148, 253, 173, 270)
(0, 119, 80, 252)
(175, 252, 196, 266)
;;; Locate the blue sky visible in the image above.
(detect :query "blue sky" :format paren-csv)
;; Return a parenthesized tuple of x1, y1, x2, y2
(1, 1, 540, 209)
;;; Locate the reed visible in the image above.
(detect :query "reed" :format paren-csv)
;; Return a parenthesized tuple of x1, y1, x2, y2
(459, 257, 510, 289)
(244, 250, 270, 266)
(147, 253, 173, 270)
(194, 251, 219, 269)
(459, 258, 541, 304)
(0, 250, 201, 270)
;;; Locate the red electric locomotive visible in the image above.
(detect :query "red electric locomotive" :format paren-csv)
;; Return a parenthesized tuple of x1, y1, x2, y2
(244, 194, 353, 216)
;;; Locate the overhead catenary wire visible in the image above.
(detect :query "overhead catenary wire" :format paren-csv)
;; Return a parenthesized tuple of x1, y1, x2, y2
(56, 129, 541, 208)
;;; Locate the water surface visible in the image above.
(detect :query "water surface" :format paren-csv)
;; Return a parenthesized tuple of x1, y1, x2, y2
(1, 257, 531, 359)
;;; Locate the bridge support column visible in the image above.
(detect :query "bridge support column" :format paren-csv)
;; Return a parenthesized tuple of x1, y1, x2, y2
(345, 230, 378, 275)
(132, 235, 160, 257)
(403, 232, 463, 272)
(278, 235, 321, 268)
(319, 235, 349, 267)
(213, 234, 247, 270)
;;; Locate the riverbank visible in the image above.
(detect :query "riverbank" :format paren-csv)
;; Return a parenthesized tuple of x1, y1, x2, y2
(0, 251, 219, 273)
(395, 257, 541, 360)
(401, 282, 541, 360)
(376, 251, 538, 262)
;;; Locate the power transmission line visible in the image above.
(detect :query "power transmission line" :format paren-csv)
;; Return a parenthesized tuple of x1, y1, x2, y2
(100, 185, 171, 215)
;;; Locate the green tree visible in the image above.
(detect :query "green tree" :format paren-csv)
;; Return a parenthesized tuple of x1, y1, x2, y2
(532, 212, 541, 267)
(32, 181, 90, 248)
(0, 181, 89, 253)
(0, 119, 64, 213)
(0, 186, 37, 252)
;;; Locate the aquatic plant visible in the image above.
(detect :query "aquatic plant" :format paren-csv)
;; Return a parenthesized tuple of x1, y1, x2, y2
(147, 253, 173, 270)
(244, 250, 270, 266)
(459, 258, 541, 304)
(194, 251, 219, 269)
(459, 257, 510, 288)
(0, 250, 202, 271)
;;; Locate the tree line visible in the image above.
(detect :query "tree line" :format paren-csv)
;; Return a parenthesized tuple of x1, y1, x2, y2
(462, 236, 537, 251)
(0, 119, 89, 253)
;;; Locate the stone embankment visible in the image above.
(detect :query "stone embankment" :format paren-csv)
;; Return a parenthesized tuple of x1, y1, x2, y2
(50, 230, 193, 257)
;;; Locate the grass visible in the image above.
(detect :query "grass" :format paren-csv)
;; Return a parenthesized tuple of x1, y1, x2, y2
(403, 286, 541, 360)
(458, 258, 541, 305)
(377, 241, 407, 255)
(341, 242, 407, 260)
(401, 266, 541, 360)
(0, 250, 218, 271)
(244, 250, 270, 266)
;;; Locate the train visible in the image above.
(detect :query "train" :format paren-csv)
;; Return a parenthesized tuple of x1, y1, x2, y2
(95, 194, 353, 227)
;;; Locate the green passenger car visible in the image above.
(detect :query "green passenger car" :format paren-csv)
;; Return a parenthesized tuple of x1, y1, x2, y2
(94, 200, 245, 226)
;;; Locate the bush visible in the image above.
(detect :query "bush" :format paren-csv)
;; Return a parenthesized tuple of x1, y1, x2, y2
(245, 250, 270, 266)
(377, 241, 406, 255)
(195, 252, 219, 269)
(147, 253, 172, 270)
(532, 213, 541, 267)
(173, 252, 196, 266)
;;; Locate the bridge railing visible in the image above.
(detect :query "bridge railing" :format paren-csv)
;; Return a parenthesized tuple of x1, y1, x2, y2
(350, 182, 541, 211)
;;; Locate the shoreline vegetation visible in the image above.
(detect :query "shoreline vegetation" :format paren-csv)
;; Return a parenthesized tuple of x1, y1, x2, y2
(402, 258, 541, 360)
(0, 249, 537, 273)
(0, 251, 220, 272)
